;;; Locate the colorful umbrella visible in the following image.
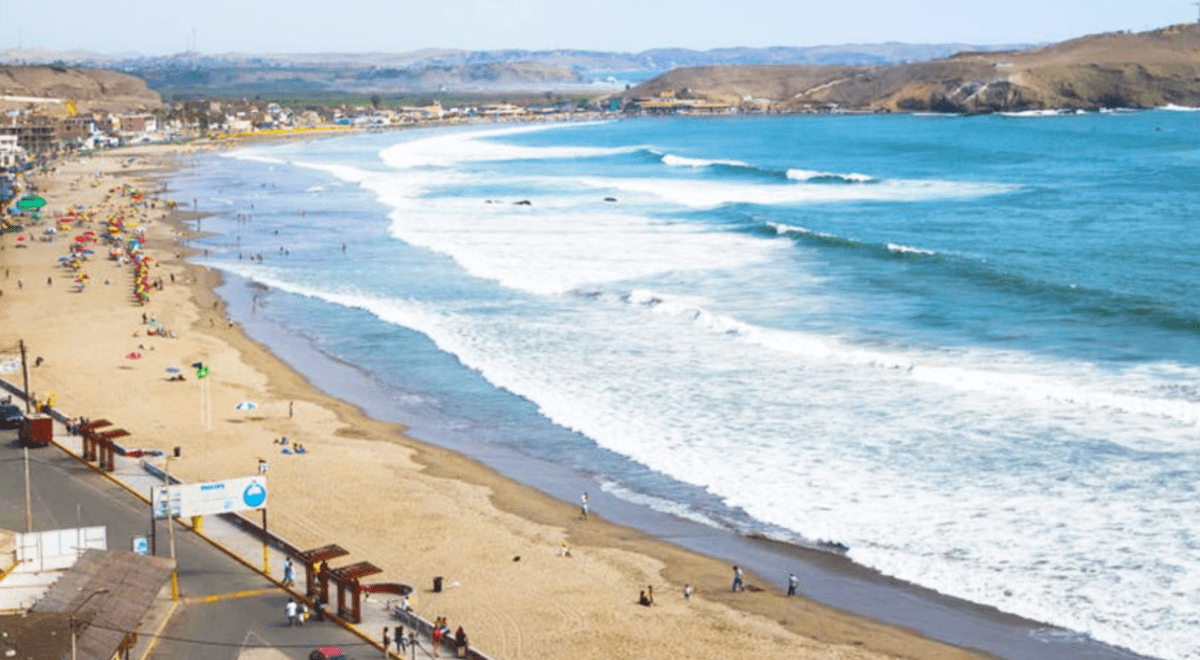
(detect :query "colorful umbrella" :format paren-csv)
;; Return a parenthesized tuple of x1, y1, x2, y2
(235, 401, 258, 411)
(125, 352, 142, 360)
(16, 196, 46, 210)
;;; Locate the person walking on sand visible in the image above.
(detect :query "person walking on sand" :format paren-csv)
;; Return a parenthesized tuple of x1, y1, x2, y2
(284, 598, 297, 626)
(787, 572, 799, 596)
(289, 401, 294, 418)
(732, 565, 744, 592)
(683, 583, 693, 600)
(454, 626, 469, 658)
(580, 491, 590, 519)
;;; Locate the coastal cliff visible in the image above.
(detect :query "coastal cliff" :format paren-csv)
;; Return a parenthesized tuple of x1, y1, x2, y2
(625, 23, 1200, 112)
(0, 65, 161, 114)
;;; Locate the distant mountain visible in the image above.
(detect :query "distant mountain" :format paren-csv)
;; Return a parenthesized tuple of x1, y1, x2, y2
(0, 42, 1033, 98)
(623, 24, 1200, 112)
(0, 43, 1029, 71)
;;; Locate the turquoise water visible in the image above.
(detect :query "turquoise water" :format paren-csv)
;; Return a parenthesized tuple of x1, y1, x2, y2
(171, 112, 1200, 660)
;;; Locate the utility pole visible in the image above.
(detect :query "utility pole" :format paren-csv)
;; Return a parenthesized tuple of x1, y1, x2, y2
(18, 339, 30, 413)
(23, 445, 32, 532)
(164, 454, 179, 602)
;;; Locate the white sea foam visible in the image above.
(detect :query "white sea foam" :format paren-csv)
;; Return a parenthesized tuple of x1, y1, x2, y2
(379, 124, 639, 170)
(660, 153, 749, 168)
(786, 168, 874, 183)
(998, 109, 1077, 117)
(1160, 103, 1200, 112)
(886, 243, 936, 255)
(596, 478, 729, 531)
(565, 175, 1011, 209)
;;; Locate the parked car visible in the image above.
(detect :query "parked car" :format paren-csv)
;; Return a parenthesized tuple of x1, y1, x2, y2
(0, 403, 24, 430)
(310, 646, 349, 660)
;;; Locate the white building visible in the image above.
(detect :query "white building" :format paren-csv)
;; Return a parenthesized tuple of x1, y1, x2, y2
(0, 135, 24, 169)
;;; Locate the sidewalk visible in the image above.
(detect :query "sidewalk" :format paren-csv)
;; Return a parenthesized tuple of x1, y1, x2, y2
(0, 372, 486, 660)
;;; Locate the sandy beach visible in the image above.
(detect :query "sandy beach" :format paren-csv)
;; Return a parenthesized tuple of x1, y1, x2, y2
(0, 142, 989, 660)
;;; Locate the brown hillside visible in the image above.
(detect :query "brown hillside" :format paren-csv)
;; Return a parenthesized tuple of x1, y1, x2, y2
(627, 24, 1200, 112)
(0, 66, 161, 115)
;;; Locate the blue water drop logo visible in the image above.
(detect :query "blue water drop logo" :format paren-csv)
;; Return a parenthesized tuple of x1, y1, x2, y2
(243, 481, 267, 508)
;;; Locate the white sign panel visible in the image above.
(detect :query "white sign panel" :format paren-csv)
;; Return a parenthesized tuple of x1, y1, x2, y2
(16, 527, 107, 571)
(153, 476, 268, 519)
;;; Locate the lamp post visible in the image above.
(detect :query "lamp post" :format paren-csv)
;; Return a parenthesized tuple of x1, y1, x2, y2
(70, 588, 110, 660)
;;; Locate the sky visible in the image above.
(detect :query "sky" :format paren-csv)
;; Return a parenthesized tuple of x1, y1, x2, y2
(3, 0, 1194, 55)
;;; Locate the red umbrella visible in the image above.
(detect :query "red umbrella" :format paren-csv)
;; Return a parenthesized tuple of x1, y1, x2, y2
(16, 235, 25, 242)
(125, 352, 142, 360)
(75, 235, 88, 243)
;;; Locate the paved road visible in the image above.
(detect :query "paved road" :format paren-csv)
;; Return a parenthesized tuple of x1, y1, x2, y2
(0, 430, 372, 660)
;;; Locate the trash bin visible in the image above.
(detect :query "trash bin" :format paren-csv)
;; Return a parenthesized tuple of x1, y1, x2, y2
(433, 576, 443, 593)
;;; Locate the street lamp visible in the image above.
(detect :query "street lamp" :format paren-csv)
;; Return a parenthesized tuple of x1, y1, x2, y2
(70, 588, 110, 660)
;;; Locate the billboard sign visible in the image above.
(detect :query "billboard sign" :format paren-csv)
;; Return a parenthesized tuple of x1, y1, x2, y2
(153, 476, 268, 519)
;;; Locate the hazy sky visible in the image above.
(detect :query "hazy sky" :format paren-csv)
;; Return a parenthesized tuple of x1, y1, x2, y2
(4, 0, 1193, 55)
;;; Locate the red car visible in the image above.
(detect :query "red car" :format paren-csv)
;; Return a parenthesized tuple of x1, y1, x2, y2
(309, 646, 348, 660)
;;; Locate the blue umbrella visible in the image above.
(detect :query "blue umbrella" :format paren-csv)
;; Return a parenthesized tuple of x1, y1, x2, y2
(235, 401, 258, 411)
(165, 366, 181, 373)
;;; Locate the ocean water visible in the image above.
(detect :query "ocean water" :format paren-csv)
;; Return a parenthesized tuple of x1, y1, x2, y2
(170, 113, 1199, 660)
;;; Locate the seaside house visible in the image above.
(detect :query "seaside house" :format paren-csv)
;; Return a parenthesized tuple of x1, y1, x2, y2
(0, 117, 61, 155)
(0, 135, 25, 170)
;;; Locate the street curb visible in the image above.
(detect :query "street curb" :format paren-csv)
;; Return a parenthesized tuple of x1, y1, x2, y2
(135, 597, 179, 660)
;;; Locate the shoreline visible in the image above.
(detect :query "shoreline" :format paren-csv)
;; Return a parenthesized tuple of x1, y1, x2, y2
(0, 139, 1150, 660)
(213, 270, 1154, 660)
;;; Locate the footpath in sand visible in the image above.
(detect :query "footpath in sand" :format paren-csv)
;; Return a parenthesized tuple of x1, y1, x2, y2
(0, 144, 986, 660)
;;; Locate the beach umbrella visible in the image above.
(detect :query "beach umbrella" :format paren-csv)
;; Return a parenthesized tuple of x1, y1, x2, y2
(165, 366, 181, 373)
(75, 235, 88, 243)
(125, 352, 142, 360)
(80, 249, 94, 255)
(43, 228, 56, 234)
(16, 196, 46, 211)
(57, 256, 71, 262)
(15, 235, 25, 242)
(235, 401, 258, 411)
